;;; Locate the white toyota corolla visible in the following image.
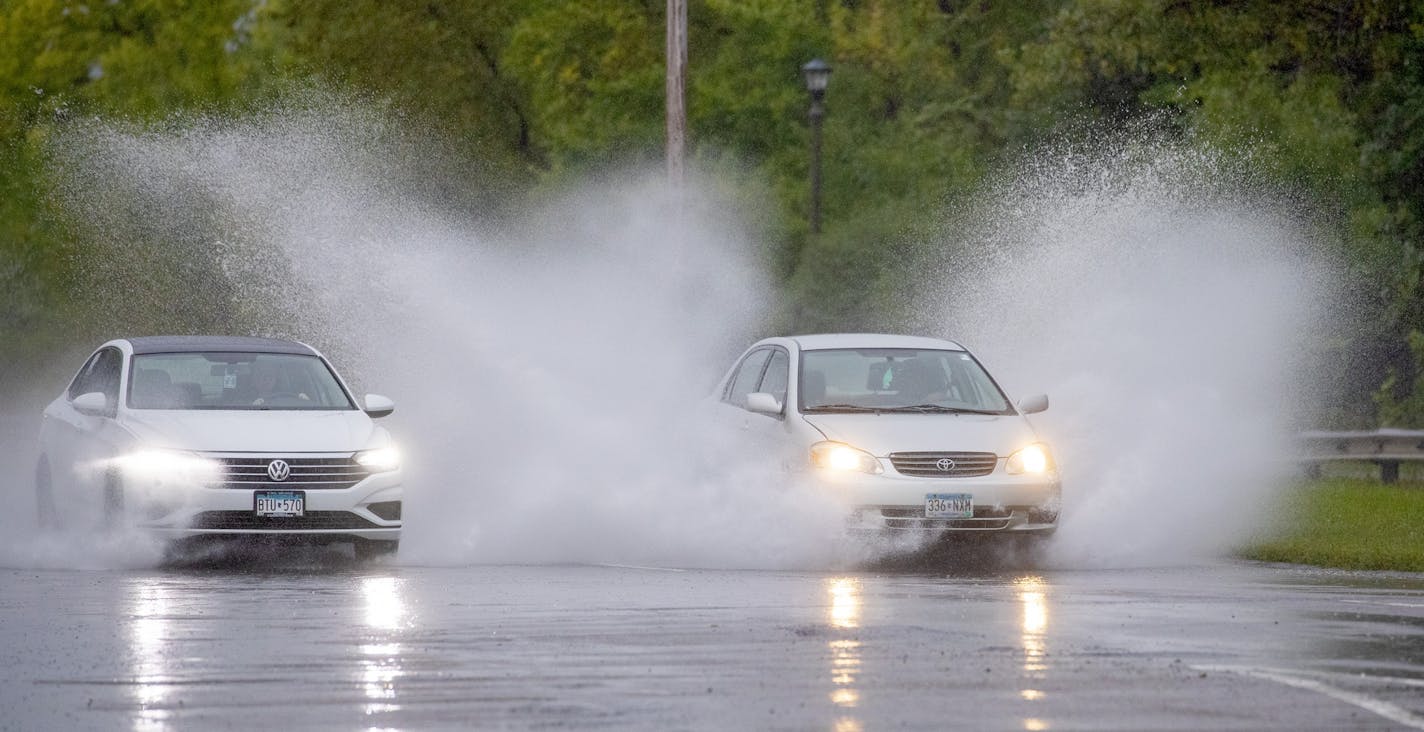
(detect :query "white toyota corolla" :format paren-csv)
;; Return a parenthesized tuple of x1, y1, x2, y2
(713, 334, 1060, 537)
(36, 336, 402, 558)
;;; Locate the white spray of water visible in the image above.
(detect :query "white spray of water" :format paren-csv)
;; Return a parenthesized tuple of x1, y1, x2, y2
(915, 140, 1336, 566)
(2, 108, 1334, 571)
(16, 106, 848, 570)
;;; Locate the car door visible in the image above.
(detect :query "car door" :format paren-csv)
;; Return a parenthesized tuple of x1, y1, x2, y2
(703, 347, 774, 456)
(744, 348, 804, 473)
(42, 348, 108, 499)
(715, 347, 772, 422)
(718, 346, 802, 472)
(54, 347, 127, 502)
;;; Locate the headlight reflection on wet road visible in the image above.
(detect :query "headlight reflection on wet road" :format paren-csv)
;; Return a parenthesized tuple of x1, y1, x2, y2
(11, 564, 1418, 730)
(1016, 575, 1051, 731)
(360, 576, 409, 716)
(826, 577, 863, 732)
(128, 579, 174, 732)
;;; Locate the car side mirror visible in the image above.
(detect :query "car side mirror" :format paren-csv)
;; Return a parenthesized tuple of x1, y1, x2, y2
(73, 391, 110, 417)
(364, 394, 395, 418)
(746, 392, 783, 416)
(1017, 393, 1049, 414)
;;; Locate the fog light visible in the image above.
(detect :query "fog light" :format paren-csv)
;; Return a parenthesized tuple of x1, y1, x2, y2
(368, 500, 402, 521)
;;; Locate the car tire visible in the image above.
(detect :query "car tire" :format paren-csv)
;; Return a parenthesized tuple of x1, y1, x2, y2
(35, 457, 57, 529)
(354, 540, 399, 561)
(102, 468, 125, 528)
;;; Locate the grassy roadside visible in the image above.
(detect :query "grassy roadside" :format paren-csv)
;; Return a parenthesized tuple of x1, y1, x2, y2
(1240, 478, 1424, 572)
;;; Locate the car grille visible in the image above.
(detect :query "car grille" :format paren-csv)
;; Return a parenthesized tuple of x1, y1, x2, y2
(189, 511, 383, 531)
(368, 501, 402, 521)
(888, 451, 997, 477)
(211, 455, 371, 490)
(880, 506, 1015, 530)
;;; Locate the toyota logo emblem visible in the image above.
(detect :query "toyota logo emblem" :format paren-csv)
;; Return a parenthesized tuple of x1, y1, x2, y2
(267, 459, 291, 482)
(935, 458, 956, 472)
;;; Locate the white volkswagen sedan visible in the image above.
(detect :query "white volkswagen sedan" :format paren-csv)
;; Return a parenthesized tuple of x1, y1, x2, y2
(36, 336, 402, 558)
(713, 334, 1059, 537)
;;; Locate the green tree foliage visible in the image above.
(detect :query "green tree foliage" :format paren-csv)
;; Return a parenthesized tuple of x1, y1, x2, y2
(502, 0, 664, 174)
(0, 0, 268, 136)
(0, 0, 273, 390)
(1006, 0, 1424, 425)
(782, 1, 1056, 329)
(2, 0, 1423, 424)
(259, 0, 537, 185)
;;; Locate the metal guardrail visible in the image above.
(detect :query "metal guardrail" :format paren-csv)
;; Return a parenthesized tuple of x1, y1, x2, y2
(1300, 429, 1424, 483)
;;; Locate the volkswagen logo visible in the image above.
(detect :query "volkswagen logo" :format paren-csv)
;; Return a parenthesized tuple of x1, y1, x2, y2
(935, 458, 956, 472)
(267, 459, 291, 482)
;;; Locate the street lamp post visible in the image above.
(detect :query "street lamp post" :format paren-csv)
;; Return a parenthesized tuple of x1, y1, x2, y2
(801, 58, 832, 235)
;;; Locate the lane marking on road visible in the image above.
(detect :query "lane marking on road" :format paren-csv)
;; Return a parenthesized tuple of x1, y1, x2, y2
(1194, 664, 1424, 730)
(1339, 598, 1424, 609)
(1280, 667, 1424, 689)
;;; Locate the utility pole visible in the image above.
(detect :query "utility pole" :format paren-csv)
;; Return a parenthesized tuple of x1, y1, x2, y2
(666, 0, 688, 185)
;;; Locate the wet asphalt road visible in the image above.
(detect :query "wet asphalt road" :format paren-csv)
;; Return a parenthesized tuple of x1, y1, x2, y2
(2, 559, 1423, 731)
(3, 412, 1424, 730)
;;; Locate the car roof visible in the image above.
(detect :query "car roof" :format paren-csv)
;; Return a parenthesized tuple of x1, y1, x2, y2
(788, 333, 966, 351)
(124, 336, 318, 356)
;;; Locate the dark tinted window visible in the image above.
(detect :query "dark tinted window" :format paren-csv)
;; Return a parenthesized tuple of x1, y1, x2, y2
(67, 350, 105, 399)
(68, 347, 121, 406)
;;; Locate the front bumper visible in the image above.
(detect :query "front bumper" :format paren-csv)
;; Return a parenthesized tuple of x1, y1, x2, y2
(126, 464, 402, 543)
(814, 465, 1060, 534)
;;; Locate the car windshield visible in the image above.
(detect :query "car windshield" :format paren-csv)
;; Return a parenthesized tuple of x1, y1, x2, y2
(799, 348, 1013, 414)
(127, 352, 355, 410)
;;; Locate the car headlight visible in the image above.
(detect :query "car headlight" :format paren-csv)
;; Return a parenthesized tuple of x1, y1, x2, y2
(111, 449, 220, 483)
(355, 446, 401, 472)
(810, 441, 883, 475)
(1005, 443, 1054, 476)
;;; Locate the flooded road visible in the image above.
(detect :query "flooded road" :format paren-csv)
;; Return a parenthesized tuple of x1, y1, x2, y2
(2, 561, 1422, 730)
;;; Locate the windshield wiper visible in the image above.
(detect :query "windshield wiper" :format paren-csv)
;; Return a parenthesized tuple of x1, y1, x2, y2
(884, 404, 1003, 415)
(803, 403, 883, 413)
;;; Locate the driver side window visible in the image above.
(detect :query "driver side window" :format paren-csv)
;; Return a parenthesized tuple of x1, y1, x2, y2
(67, 347, 122, 411)
(67, 351, 104, 400)
(758, 350, 789, 406)
(725, 349, 772, 408)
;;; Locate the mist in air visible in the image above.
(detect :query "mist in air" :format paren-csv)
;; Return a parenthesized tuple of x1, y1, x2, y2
(0, 102, 1336, 570)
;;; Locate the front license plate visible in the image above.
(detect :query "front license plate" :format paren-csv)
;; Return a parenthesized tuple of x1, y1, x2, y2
(254, 490, 305, 517)
(925, 493, 973, 519)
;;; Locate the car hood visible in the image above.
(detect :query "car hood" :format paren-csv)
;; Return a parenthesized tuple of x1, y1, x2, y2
(119, 409, 382, 453)
(800, 412, 1038, 456)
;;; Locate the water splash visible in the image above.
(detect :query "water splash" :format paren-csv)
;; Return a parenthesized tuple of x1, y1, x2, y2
(1, 106, 1334, 571)
(20, 103, 847, 570)
(911, 136, 1337, 566)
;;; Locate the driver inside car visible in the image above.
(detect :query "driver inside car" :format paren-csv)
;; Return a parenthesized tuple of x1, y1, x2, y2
(250, 360, 309, 406)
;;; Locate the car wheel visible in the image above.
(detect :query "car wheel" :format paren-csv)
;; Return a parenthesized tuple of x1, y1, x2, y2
(35, 457, 57, 529)
(354, 540, 399, 561)
(102, 468, 125, 528)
